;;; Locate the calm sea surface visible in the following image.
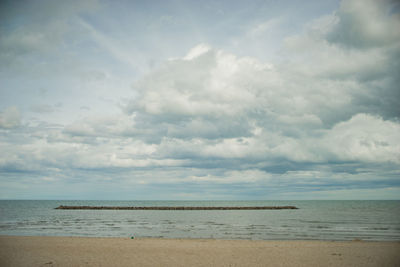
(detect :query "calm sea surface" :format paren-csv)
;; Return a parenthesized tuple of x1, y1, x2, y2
(0, 200, 399, 241)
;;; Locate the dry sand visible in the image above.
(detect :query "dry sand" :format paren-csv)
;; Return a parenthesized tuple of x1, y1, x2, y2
(1, 236, 399, 267)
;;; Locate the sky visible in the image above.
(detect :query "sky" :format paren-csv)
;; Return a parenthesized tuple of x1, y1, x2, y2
(0, 0, 399, 200)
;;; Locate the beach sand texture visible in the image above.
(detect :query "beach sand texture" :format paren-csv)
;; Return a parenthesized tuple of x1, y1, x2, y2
(1, 236, 399, 267)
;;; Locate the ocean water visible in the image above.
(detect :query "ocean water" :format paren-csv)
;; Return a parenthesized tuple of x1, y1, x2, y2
(0, 200, 399, 241)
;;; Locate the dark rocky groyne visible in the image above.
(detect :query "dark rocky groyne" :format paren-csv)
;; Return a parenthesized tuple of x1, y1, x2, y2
(55, 205, 298, 210)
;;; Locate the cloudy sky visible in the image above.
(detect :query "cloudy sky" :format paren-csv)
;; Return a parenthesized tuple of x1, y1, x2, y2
(1, 0, 399, 200)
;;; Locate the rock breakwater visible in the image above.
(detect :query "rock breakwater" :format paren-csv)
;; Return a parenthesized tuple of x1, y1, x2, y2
(55, 206, 298, 210)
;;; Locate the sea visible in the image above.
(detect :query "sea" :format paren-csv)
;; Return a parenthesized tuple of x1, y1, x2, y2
(0, 200, 399, 241)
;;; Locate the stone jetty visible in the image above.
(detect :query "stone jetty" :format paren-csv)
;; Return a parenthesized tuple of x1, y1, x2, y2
(55, 205, 298, 210)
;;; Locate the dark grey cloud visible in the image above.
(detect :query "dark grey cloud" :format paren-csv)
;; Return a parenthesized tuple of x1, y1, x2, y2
(327, 0, 400, 49)
(323, 0, 400, 120)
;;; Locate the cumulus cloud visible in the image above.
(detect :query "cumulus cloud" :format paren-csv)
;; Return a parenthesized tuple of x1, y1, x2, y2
(321, 114, 400, 163)
(0, 0, 399, 199)
(284, 0, 400, 120)
(119, 0, 399, 182)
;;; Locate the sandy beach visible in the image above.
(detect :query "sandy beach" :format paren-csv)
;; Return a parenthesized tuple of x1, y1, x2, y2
(0, 236, 399, 267)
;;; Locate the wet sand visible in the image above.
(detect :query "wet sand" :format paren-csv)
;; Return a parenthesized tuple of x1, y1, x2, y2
(1, 236, 399, 267)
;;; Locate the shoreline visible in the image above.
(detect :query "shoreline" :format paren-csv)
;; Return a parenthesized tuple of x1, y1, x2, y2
(1, 236, 399, 266)
(0, 234, 400, 245)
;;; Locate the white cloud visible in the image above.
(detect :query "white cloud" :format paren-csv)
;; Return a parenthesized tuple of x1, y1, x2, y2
(0, 0, 399, 199)
(249, 18, 283, 37)
(183, 43, 211, 60)
(188, 169, 270, 184)
(0, 106, 21, 129)
(322, 114, 400, 163)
